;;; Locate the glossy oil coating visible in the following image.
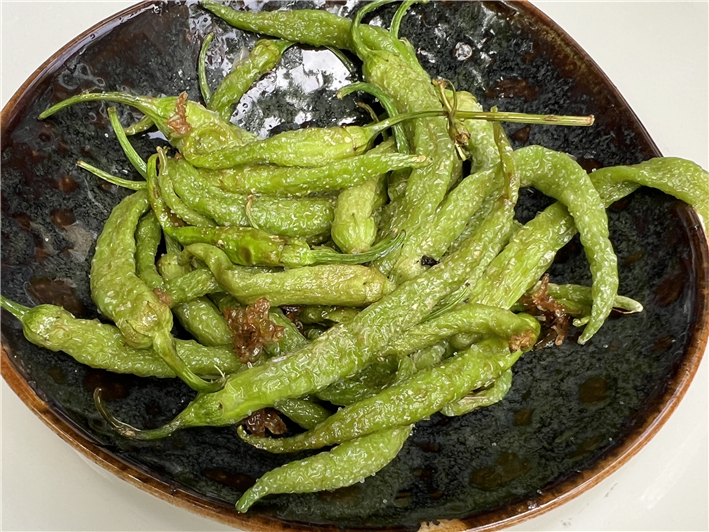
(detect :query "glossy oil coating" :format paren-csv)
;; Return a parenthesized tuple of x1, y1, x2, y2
(3, 0, 704, 523)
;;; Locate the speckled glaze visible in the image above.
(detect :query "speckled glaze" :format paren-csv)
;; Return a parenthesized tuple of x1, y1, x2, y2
(1, 2, 707, 531)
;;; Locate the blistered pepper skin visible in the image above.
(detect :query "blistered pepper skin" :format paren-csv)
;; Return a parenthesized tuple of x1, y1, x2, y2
(91, 189, 223, 392)
(238, 338, 520, 453)
(208, 39, 293, 121)
(185, 243, 396, 307)
(591, 157, 708, 222)
(516, 146, 618, 344)
(0, 298, 242, 378)
(236, 425, 412, 512)
(201, 146, 426, 196)
(165, 156, 335, 240)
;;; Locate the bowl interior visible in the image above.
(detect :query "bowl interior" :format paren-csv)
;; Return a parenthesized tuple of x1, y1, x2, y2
(1, 1, 707, 530)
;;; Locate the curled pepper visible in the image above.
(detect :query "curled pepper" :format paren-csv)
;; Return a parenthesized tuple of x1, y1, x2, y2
(90, 191, 223, 392)
(516, 146, 618, 344)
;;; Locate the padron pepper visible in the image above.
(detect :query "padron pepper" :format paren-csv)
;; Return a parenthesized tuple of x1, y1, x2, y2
(0, 297, 241, 378)
(39, 91, 256, 158)
(207, 39, 293, 120)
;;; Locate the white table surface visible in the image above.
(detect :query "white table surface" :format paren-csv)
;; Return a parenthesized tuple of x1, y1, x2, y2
(1, 2, 707, 531)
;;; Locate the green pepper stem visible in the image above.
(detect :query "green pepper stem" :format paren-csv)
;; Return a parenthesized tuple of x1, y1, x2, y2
(77, 161, 146, 190)
(311, 230, 406, 265)
(0, 295, 31, 320)
(107, 107, 148, 177)
(324, 46, 357, 75)
(367, 109, 595, 135)
(199, 32, 215, 105)
(391, 1, 423, 38)
(351, 0, 395, 58)
(94, 387, 182, 440)
(339, 82, 411, 154)
(39, 92, 161, 121)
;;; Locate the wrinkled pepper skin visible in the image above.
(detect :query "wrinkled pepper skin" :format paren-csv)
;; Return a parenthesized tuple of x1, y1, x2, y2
(182, 120, 384, 170)
(91, 190, 223, 392)
(332, 170, 387, 253)
(208, 39, 293, 120)
(202, 1, 392, 52)
(185, 243, 395, 306)
(273, 398, 331, 431)
(516, 146, 618, 344)
(0, 298, 241, 378)
(383, 304, 540, 357)
(202, 140, 426, 196)
(390, 165, 502, 283)
(441, 368, 513, 417)
(236, 425, 412, 512)
(164, 155, 336, 240)
(238, 338, 520, 452)
(157, 252, 232, 347)
(591, 157, 709, 222)
(165, 225, 403, 269)
(90, 190, 156, 349)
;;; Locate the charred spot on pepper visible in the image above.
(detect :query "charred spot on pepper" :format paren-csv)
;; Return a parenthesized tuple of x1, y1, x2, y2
(223, 298, 285, 364)
(421, 255, 439, 267)
(518, 274, 572, 347)
(166, 92, 191, 135)
(152, 288, 174, 307)
(242, 408, 287, 437)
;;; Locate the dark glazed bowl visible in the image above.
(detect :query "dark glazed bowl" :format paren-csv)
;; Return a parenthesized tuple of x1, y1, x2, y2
(1, 1, 707, 530)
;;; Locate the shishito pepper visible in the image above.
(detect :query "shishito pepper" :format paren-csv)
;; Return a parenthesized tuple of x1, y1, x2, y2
(0, 297, 241, 378)
(89, 190, 223, 392)
(146, 151, 404, 268)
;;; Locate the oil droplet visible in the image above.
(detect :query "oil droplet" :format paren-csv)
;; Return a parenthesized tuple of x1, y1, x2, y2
(454, 42, 473, 61)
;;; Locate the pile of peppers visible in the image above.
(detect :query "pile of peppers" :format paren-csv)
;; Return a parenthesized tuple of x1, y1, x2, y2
(2, 0, 708, 513)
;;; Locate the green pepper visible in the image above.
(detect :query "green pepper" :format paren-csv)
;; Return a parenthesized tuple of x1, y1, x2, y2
(236, 426, 412, 512)
(238, 337, 521, 452)
(184, 243, 395, 307)
(514, 146, 617, 344)
(208, 39, 293, 120)
(0, 297, 241, 378)
(90, 191, 223, 392)
(39, 91, 256, 157)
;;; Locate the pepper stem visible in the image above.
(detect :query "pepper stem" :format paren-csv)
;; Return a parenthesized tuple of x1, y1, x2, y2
(199, 32, 215, 105)
(39, 91, 162, 121)
(391, 1, 424, 39)
(0, 295, 31, 320)
(108, 106, 147, 177)
(94, 388, 182, 440)
(367, 108, 595, 136)
(310, 230, 406, 265)
(77, 161, 146, 190)
(351, 0, 397, 58)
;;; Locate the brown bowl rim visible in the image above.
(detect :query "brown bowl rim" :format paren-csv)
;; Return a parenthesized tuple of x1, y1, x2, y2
(1, 1, 708, 531)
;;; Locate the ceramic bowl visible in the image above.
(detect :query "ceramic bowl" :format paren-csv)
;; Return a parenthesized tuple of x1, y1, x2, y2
(2, 1, 707, 530)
